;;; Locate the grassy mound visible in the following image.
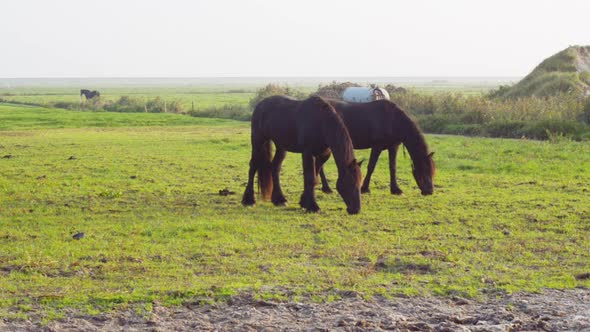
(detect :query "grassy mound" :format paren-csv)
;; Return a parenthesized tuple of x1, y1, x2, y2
(492, 46, 590, 98)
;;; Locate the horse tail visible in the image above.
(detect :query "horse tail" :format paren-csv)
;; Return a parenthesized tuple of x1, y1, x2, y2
(256, 139, 273, 200)
(250, 103, 273, 201)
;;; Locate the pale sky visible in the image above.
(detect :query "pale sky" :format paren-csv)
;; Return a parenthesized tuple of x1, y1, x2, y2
(1, 0, 589, 77)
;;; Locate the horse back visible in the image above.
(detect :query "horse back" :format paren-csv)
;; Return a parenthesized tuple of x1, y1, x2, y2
(293, 96, 333, 151)
(251, 96, 304, 152)
(251, 95, 338, 154)
(327, 99, 398, 149)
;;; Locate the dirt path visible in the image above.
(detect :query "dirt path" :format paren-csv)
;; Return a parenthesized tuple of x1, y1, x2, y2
(2, 289, 589, 331)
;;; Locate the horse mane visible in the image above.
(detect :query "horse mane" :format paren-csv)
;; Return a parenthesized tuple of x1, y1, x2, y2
(310, 96, 356, 169)
(385, 101, 435, 176)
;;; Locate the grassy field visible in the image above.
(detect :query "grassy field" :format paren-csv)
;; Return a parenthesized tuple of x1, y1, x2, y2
(0, 90, 254, 112)
(0, 103, 233, 130)
(1, 102, 589, 320)
(0, 78, 507, 113)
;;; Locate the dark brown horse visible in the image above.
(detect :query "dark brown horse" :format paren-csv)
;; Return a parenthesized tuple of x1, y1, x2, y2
(318, 99, 435, 196)
(80, 89, 100, 100)
(242, 95, 362, 214)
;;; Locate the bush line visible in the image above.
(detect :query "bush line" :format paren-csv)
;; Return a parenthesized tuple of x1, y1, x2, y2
(2, 86, 589, 141)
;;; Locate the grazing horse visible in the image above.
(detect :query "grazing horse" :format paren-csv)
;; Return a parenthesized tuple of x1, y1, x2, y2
(242, 95, 362, 214)
(318, 99, 435, 196)
(80, 89, 100, 100)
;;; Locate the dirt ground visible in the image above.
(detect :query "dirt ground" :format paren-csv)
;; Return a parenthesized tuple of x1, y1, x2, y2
(2, 288, 589, 331)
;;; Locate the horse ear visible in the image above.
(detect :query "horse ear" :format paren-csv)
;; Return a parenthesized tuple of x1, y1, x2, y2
(357, 158, 365, 167)
(349, 159, 362, 170)
(428, 152, 435, 158)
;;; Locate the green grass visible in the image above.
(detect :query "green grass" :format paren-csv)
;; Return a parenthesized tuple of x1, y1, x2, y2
(0, 103, 235, 130)
(0, 104, 589, 318)
(0, 91, 254, 111)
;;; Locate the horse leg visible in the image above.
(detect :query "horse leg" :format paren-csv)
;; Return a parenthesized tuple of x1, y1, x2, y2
(271, 148, 288, 206)
(389, 144, 403, 195)
(361, 148, 382, 193)
(315, 151, 332, 194)
(241, 156, 257, 206)
(299, 151, 320, 212)
(318, 167, 332, 193)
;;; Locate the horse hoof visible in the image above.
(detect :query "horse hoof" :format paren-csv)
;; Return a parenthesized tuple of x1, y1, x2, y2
(300, 201, 320, 213)
(347, 207, 360, 215)
(241, 196, 256, 206)
(361, 187, 370, 194)
(305, 206, 320, 213)
(390, 188, 403, 195)
(272, 194, 288, 206)
(322, 187, 333, 194)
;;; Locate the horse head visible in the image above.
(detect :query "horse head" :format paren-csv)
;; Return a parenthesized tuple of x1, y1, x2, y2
(337, 159, 363, 214)
(412, 152, 435, 195)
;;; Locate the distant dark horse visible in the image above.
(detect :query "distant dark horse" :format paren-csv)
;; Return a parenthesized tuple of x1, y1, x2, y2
(318, 99, 435, 196)
(242, 95, 362, 214)
(80, 89, 100, 100)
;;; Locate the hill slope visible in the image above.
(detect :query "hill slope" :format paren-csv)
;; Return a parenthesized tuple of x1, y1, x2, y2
(495, 46, 590, 98)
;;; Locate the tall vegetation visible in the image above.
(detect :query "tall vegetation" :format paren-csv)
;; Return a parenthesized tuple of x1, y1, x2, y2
(247, 84, 307, 110)
(391, 90, 589, 140)
(3, 81, 589, 140)
(315, 81, 361, 99)
(163, 81, 590, 140)
(185, 84, 306, 121)
(10, 96, 186, 114)
(103, 96, 184, 113)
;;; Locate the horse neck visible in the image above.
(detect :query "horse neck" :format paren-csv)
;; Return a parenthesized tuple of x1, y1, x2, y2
(396, 112, 429, 163)
(321, 111, 354, 174)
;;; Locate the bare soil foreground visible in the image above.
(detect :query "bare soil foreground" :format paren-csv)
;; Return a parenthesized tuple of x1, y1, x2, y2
(2, 289, 589, 331)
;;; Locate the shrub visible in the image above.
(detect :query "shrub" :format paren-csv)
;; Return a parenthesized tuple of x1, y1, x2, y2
(521, 120, 585, 140)
(145, 97, 183, 113)
(315, 81, 362, 99)
(441, 124, 483, 136)
(52, 101, 76, 109)
(103, 96, 142, 113)
(249, 84, 307, 110)
(483, 121, 526, 138)
(391, 89, 590, 140)
(103, 96, 184, 113)
(383, 84, 407, 95)
(188, 104, 251, 121)
(415, 114, 457, 133)
(581, 98, 590, 124)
